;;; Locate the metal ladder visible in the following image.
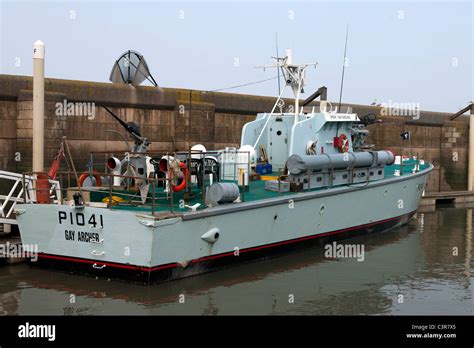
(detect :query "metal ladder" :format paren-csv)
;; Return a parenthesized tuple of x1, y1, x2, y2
(0, 170, 61, 231)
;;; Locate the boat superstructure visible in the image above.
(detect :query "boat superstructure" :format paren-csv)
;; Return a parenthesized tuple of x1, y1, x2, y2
(14, 51, 433, 284)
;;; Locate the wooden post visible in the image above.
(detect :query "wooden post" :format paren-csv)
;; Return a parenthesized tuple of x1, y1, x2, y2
(59, 174, 64, 204)
(63, 137, 82, 195)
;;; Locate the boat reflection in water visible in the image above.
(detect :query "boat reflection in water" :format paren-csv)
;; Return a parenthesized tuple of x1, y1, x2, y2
(0, 206, 472, 315)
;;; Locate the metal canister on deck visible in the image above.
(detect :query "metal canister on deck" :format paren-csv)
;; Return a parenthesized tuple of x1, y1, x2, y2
(206, 182, 240, 205)
(35, 172, 51, 204)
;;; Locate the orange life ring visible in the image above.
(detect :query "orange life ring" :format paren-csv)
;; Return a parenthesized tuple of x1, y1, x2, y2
(337, 134, 350, 153)
(78, 171, 102, 187)
(170, 162, 187, 192)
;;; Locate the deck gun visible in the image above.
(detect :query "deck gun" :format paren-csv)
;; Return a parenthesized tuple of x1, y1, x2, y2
(103, 106, 151, 194)
(103, 106, 150, 153)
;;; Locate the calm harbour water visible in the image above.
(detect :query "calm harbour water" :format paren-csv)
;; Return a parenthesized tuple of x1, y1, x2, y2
(0, 204, 473, 315)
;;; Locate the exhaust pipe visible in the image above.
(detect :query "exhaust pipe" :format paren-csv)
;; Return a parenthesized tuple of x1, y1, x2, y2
(107, 157, 122, 186)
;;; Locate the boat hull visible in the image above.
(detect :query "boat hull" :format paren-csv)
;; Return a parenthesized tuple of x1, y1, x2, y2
(30, 211, 415, 283)
(16, 166, 432, 284)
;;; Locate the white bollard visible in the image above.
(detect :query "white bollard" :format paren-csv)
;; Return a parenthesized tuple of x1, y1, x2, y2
(33, 40, 45, 173)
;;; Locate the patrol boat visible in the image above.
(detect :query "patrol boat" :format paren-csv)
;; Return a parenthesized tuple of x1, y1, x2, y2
(15, 52, 432, 284)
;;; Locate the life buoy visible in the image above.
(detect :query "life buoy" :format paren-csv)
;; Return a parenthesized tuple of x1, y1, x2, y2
(170, 162, 187, 192)
(337, 134, 350, 153)
(78, 171, 102, 187)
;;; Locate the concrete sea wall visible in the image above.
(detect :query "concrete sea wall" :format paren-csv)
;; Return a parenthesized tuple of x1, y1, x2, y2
(0, 74, 469, 193)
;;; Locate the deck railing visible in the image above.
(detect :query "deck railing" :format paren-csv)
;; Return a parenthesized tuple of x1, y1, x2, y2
(0, 170, 61, 225)
(20, 148, 252, 215)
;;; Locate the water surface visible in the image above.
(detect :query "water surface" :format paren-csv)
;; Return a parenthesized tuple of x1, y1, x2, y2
(0, 204, 472, 315)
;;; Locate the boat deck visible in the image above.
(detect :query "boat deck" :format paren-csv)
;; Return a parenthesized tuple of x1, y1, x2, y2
(87, 159, 429, 214)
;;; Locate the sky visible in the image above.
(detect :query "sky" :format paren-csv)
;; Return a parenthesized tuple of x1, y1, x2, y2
(0, 0, 472, 113)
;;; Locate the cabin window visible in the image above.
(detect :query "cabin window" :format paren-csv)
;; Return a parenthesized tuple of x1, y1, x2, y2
(317, 176, 322, 182)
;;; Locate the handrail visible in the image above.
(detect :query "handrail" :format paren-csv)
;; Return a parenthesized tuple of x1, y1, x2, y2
(22, 170, 173, 212)
(19, 148, 254, 215)
(0, 170, 61, 225)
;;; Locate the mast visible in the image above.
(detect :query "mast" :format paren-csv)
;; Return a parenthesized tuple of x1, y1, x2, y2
(338, 24, 349, 111)
(252, 50, 317, 149)
(275, 33, 281, 95)
(256, 49, 317, 120)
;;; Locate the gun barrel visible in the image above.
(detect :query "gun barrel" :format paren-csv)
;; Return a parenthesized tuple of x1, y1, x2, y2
(102, 106, 144, 143)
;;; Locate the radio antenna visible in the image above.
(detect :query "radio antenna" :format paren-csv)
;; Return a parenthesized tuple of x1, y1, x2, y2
(275, 33, 281, 95)
(338, 24, 349, 111)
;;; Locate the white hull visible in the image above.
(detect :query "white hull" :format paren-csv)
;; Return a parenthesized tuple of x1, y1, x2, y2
(15, 166, 431, 283)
